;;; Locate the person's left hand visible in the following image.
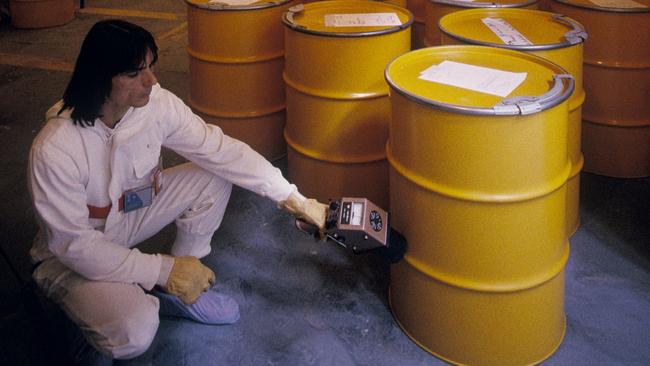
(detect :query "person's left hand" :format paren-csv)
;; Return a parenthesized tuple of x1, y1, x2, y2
(164, 256, 215, 305)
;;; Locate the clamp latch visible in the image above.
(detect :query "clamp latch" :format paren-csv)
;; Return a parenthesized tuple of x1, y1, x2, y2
(553, 14, 588, 45)
(284, 4, 306, 29)
(493, 74, 574, 115)
(494, 96, 543, 115)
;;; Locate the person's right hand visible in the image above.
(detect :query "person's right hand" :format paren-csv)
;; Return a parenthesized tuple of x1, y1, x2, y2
(164, 256, 215, 305)
(279, 192, 328, 231)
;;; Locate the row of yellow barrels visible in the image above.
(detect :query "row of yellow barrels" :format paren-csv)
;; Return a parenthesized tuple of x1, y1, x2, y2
(182, 0, 648, 364)
(186, 0, 588, 230)
(282, 3, 573, 364)
(186, 1, 574, 365)
(188, 0, 649, 232)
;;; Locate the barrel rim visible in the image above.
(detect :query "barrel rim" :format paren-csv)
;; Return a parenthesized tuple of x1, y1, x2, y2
(431, 0, 540, 9)
(553, 0, 650, 13)
(438, 9, 587, 51)
(282, 1, 414, 38)
(185, 0, 292, 11)
(384, 46, 575, 116)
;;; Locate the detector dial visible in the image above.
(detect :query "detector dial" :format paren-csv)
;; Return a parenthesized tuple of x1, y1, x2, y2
(369, 210, 382, 231)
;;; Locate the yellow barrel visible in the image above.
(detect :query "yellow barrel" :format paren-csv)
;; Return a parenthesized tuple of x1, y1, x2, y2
(424, 0, 539, 47)
(386, 45, 573, 365)
(9, 0, 75, 28)
(550, 0, 650, 177)
(186, 0, 295, 161)
(283, 1, 412, 208)
(438, 9, 586, 235)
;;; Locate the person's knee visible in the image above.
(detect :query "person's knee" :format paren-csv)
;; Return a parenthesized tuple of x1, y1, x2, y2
(206, 174, 232, 203)
(172, 169, 232, 257)
(105, 303, 160, 360)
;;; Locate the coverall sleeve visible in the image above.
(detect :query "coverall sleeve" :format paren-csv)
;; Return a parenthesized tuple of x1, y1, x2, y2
(30, 143, 162, 289)
(159, 90, 295, 203)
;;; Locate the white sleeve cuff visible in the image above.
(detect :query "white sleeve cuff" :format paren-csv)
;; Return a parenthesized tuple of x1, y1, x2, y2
(292, 189, 306, 202)
(156, 255, 175, 287)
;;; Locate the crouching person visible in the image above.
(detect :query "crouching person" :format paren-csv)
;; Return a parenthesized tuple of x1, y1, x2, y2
(28, 19, 327, 363)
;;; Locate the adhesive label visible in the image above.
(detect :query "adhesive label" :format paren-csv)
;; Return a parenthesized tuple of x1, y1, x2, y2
(324, 13, 402, 27)
(589, 0, 646, 8)
(419, 60, 527, 97)
(482, 18, 533, 46)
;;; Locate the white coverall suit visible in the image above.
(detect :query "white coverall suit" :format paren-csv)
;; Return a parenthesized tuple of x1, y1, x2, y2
(28, 84, 297, 359)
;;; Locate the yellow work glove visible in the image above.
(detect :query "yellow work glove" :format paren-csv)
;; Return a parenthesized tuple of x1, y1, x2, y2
(164, 256, 216, 305)
(279, 192, 328, 231)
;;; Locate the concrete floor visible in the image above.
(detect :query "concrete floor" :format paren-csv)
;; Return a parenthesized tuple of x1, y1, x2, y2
(1, 1, 649, 365)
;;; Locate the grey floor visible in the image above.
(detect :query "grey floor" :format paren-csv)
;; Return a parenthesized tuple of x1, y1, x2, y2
(1, 1, 649, 365)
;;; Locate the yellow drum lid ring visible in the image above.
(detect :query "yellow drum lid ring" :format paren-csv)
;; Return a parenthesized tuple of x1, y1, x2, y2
(439, 9, 587, 50)
(385, 46, 575, 116)
(283, 1, 413, 37)
(554, 0, 650, 13)
(431, 0, 539, 9)
(185, 0, 292, 11)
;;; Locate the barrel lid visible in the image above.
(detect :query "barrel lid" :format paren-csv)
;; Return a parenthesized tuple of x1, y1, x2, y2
(282, 1, 413, 37)
(385, 46, 575, 115)
(431, 0, 539, 9)
(185, 0, 292, 11)
(554, 0, 650, 12)
(439, 9, 587, 50)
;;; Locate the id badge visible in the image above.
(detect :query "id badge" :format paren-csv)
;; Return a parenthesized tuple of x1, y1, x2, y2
(123, 185, 153, 213)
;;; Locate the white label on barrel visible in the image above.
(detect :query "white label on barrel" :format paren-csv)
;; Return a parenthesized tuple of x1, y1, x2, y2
(208, 0, 260, 5)
(589, 0, 646, 8)
(419, 61, 527, 97)
(482, 18, 533, 46)
(324, 13, 402, 27)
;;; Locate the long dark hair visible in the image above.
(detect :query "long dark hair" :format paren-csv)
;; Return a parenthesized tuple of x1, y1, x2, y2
(60, 19, 158, 126)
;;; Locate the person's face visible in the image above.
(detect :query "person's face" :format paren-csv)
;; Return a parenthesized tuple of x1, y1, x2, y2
(108, 50, 157, 110)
